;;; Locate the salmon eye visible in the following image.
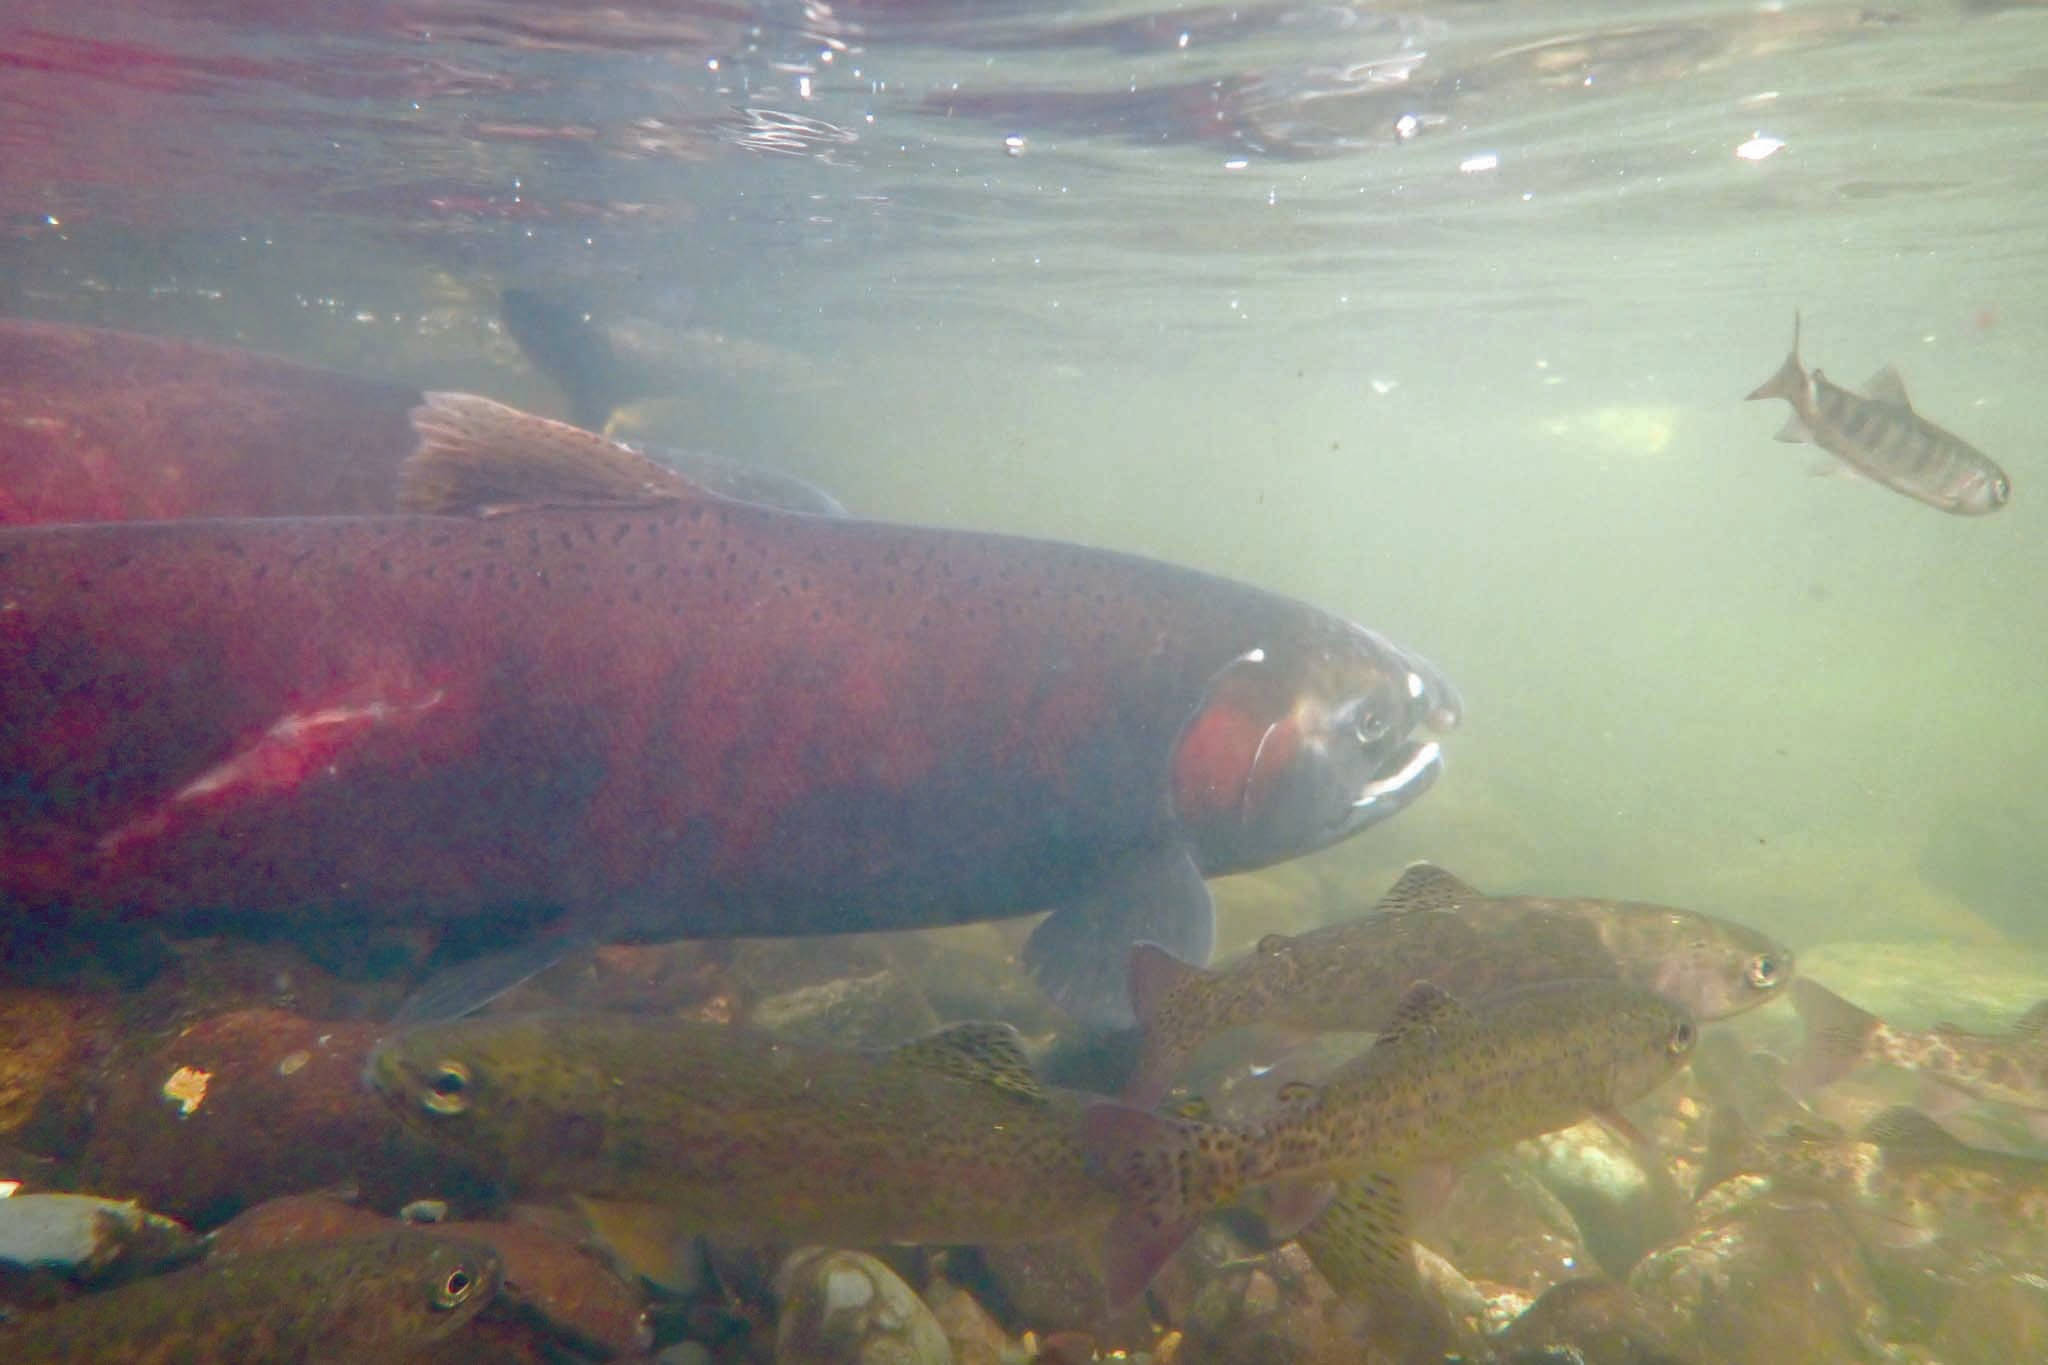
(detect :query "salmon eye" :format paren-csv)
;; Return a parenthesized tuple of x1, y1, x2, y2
(423, 1061, 471, 1115)
(1669, 1019, 1697, 1054)
(1351, 704, 1390, 746)
(1745, 954, 1782, 990)
(436, 1265, 478, 1309)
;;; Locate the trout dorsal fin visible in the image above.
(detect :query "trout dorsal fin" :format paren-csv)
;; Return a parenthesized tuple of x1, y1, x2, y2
(2011, 1000, 2048, 1047)
(885, 1021, 1047, 1103)
(1375, 981, 1473, 1047)
(1862, 364, 1911, 410)
(403, 391, 706, 516)
(1860, 1106, 1966, 1166)
(1377, 862, 1483, 915)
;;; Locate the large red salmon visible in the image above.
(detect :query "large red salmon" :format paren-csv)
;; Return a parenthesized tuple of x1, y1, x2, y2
(0, 318, 840, 522)
(0, 394, 1458, 1023)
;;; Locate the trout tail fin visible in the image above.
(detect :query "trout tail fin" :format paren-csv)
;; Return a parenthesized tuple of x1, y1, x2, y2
(1081, 1100, 1237, 1309)
(1745, 309, 1808, 405)
(1121, 943, 1210, 1107)
(1787, 978, 1881, 1095)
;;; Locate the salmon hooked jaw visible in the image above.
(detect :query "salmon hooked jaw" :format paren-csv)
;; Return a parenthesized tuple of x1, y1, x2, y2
(1352, 739, 1442, 817)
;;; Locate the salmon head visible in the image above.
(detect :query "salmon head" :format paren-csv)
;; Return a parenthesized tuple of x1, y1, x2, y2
(1170, 622, 1460, 875)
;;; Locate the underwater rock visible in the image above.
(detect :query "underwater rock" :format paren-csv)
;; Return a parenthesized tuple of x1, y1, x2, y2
(1926, 1264, 2048, 1365)
(1492, 1276, 1709, 1365)
(749, 969, 943, 1049)
(78, 1008, 485, 1227)
(0, 988, 117, 1147)
(1627, 1197, 1888, 1365)
(923, 1274, 1015, 1365)
(772, 1247, 951, 1365)
(969, 1237, 1149, 1349)
(1421, 1155, 1594, 1298)
(1523, 1120, 1689, 1277)
(0, 1192, 199, 1282)
(1161, 1230, 1487, 1365)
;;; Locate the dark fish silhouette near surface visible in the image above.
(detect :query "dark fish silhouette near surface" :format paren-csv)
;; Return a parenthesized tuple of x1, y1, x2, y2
(0, 318, 843, 522)
(0, 392, 1457, 1024)
(1746, 311, 2010, 515)
(1124, 860, 1791, 1105)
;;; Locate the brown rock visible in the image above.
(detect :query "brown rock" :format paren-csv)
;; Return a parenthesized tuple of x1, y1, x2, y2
(1628, 1197, 1889, 1365)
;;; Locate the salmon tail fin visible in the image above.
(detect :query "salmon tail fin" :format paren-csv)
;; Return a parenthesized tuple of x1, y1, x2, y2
(500, 287, 631, 433)
(1080, 1100, 1230, 1309)
(1745, 309, 1807, 404)
(402, 391, 704, 516)
(1786, 978, 1880, 1095)
(1121, 943, 1209, 1106)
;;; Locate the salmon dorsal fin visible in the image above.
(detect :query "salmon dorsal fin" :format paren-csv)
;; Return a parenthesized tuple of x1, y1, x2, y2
(885, 1021, 1047, 1103)
(1376, 980, 1473, 1047)
(1378, 862, 1482, 915)
(403, 391, 706, 516)
(1862, 364, 1912, 409)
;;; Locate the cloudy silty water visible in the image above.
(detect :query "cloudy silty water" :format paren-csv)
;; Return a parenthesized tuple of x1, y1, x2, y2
(3, 0, 2046, 1359)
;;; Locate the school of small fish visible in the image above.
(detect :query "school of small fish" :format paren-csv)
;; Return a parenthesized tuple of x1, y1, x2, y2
(0, 293, 2036, 1365)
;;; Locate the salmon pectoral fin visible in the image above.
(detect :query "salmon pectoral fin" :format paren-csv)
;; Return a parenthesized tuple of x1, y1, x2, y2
(387, 930, 598, 1028)
(1023, 841, 1214, 1031)
(403, 391, 706, 515)
(1775, 415, 1812, 444)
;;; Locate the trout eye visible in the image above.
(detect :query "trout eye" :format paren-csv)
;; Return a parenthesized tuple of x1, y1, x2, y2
(435, 1264, 479, 1309)
(423, 1061, 472, 1116)
(1668, 1019, 1698, 1055)
(1745, 954, 1783, 991)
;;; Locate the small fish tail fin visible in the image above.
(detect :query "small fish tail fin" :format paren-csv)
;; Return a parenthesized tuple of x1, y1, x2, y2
(403, 391, 704, 516)
(1121, 943, 1208, 1105)
(1787, 979, 1881, 1094)
(1745, 309, 1807, 404)
(500, 287, 632, 432)
(1080, 1100, 1229, 1307)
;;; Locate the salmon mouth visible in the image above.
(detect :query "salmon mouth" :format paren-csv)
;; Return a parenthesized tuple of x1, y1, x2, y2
(1349, 739, 1442, 826)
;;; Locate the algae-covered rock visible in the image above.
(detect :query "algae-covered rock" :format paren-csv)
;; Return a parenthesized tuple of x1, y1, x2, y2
(774, 1247, 950, 1365)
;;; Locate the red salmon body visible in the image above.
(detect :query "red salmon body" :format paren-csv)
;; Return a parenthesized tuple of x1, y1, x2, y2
(0, 395, 1457, 1022)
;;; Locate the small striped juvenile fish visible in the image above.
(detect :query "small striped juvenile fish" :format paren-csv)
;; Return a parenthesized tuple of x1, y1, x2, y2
(1746, 312, 2010, 515)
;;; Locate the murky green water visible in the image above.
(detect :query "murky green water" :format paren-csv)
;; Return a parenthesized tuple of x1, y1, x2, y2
(5, 0, 2047, 1358)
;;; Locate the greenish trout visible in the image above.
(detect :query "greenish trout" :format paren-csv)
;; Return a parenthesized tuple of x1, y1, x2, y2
(1084, 979, 1697, 1307)
(0, 1229, 499, 1364)
(369, 1015, 1118, 1248)
(1126, 861, 1789, 1105)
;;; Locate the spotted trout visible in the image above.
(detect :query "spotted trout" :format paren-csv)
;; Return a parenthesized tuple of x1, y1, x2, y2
(1083, 979, 1697, 1307)
(1745, 311, 2010, 515)
(1125, 860, 1791, 1104)
(0, 392, 1457, 1024)
(369, 1015, 1119, 1247)
(0, 1228, 500, 1364)
(1789, 978, 2048, 1112)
